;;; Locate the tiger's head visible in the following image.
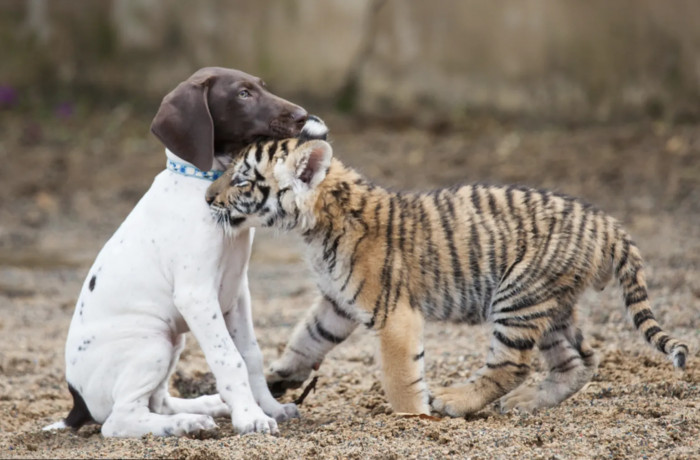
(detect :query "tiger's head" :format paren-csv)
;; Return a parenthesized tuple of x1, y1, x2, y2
(206, 116, 332, 235)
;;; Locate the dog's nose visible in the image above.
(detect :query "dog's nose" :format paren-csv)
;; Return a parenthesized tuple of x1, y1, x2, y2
(290, 107, 308, 128)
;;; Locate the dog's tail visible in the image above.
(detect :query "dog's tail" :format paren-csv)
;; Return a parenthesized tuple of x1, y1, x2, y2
(43, 384, 95, 431)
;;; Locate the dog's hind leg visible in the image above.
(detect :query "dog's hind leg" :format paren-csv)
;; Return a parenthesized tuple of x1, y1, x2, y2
(153, 394, 229, 418)
(149, 335, 229, 418)
(101, 336, 217, 437)
(102, 405, 217, 437)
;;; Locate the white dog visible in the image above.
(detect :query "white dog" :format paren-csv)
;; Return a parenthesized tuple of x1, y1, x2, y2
(44, 67, 310, 437)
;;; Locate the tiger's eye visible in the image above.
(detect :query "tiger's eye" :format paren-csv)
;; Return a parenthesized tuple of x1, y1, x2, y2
(230, 176, 251, 188)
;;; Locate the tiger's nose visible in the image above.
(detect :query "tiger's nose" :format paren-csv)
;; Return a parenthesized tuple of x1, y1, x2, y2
(205, 193, 215, 205)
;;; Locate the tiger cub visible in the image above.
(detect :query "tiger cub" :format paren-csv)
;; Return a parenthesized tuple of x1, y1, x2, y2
(206, 118, 688, 417)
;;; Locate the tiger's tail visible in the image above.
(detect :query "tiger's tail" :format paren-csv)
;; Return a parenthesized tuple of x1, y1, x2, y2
(611, 234, 688, 369)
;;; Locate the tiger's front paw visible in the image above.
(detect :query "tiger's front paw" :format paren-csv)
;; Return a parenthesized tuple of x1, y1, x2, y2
(430, 384, 484, 417)
(265, 361, 313, 398)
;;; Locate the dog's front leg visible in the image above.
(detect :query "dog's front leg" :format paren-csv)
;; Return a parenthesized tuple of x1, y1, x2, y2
(228, 275, 300, 422)
(174, 286, 278, 435)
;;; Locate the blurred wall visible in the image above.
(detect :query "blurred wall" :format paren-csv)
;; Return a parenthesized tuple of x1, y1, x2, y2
(2, 0, 700, 121)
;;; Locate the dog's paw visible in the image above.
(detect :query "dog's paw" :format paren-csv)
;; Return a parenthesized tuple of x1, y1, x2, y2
(231, 407, 279, 435)
(264, 402, 300, 422)
(166, 414, 218, 436)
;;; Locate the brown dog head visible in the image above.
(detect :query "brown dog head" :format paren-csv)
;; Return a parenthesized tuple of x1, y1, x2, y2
(151, 67, 308, 171)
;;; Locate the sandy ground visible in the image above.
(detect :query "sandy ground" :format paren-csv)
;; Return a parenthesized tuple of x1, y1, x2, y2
(0, 111, 699, 459)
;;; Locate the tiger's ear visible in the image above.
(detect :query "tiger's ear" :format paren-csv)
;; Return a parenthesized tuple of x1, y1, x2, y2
(288, 140, 332, 189)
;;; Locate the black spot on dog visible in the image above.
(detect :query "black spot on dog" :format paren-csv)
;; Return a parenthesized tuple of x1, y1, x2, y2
(80, 339, 91, 350)
(88, 275, 96, 292)
(64, 383, 95, 429)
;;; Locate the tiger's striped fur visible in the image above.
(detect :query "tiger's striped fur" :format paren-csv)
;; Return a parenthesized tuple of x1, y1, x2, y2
(206, 133, 689, 417)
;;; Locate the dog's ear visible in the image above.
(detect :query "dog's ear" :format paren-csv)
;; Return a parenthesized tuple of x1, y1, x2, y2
(150, 76, 215, 171)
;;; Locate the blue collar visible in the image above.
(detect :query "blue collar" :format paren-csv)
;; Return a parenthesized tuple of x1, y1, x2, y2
(166, 159, 224, 181)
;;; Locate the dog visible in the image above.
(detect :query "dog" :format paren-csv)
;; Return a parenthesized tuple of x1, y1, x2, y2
(44, 67, 308, 437)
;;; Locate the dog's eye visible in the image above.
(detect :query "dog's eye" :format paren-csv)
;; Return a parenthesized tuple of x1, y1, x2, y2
(238, 89, 251, 99)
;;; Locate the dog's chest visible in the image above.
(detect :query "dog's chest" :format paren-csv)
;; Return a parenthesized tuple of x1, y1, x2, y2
(74, 171, 253, 331)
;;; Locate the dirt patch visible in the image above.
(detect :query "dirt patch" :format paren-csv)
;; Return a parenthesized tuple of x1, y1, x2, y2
(0, 111, 698, 458)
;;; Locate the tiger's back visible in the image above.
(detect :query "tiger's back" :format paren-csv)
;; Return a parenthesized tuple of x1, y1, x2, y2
(207, 127, 688, 417)
(331, 183, 615, 329)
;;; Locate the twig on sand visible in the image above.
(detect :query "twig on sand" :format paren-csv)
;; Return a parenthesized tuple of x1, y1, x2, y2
(396, 413, 441, 422)
(294, 376, 319, 406)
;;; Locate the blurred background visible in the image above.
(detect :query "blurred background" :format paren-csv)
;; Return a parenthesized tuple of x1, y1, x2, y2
(3, 0, 700, 121)
(1, 3, 699, 457)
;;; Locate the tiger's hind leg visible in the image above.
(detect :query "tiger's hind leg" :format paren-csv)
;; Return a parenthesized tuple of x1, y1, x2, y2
(430, 322, 537, 417)
(499, 317, 598, 413)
